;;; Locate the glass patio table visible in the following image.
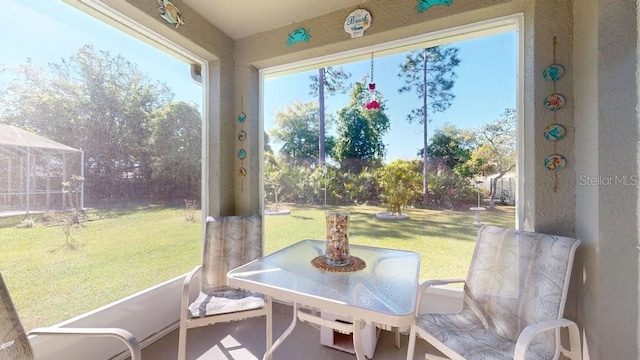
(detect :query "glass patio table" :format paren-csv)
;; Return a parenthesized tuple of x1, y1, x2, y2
(227, 239, 421, 360)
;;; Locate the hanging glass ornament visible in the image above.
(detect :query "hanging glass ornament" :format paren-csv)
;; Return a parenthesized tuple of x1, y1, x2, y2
(365, 53, 380, 110)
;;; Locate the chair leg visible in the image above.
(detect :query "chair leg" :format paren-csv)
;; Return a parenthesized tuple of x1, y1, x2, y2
(178, 320, 188, 360)
(406, 325, 417, 360)
(563, 322, 582, 360)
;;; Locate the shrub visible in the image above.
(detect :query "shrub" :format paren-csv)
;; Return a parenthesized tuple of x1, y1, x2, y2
(378, 160, 422, 215)
(16, 217, 38, 229)
(428, 168, 476, 209)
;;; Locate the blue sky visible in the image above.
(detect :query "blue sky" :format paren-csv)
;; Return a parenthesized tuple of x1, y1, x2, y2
(264, 31, 517, 160)
(4, 0, 515, 162)
(2, 0, 202, 107)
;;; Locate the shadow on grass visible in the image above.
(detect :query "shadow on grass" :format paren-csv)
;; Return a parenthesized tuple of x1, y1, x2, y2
(351, 211, 471, 241)
(86, 202, 190, 221)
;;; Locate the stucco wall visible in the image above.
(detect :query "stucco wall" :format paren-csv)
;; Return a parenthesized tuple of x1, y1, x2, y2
(574, 1, 639, 359)
(573, 0, 601, 357)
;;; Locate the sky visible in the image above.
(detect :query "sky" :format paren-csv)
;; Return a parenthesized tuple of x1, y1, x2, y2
(3, 0, 516, 162)
(264, 32, 517, 160)
(1, 0, 202, 108)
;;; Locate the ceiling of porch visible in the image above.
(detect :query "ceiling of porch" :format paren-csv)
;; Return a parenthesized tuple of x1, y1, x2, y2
(181, 0, 369, 39)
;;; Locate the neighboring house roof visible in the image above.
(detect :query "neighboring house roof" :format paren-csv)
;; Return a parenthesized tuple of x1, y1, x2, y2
(0, 124, 80, 153)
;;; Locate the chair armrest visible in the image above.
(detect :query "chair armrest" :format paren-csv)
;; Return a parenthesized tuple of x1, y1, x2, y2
(181, 265, 202, 311)
(514, 318, 581, 360)
(29, 327, 141, 360)
(415, 279, 465, 316)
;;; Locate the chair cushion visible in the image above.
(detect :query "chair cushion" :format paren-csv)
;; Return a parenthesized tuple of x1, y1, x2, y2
(418, 308, 556, 360)
(188, 287, 265, 318)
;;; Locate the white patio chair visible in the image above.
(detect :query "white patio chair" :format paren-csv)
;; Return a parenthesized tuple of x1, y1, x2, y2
(0, 273, 141, 360)
(406, 225, 582, 360)
(178, 215, 272, 360)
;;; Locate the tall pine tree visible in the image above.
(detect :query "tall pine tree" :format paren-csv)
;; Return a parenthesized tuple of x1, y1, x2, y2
(398, 45, 460, 206)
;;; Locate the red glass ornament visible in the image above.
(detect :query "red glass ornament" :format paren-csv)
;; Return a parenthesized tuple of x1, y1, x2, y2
(365, 100, 380, 110)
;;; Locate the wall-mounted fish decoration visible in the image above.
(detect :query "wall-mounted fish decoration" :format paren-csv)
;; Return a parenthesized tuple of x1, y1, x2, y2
(543, 64, 565, 81)
(287, 28, 311, 47)
(543, 93, 566, 111)
(544, 124, 566, 142)
(157, 0, 184, 29)
(416, 0, 453, 14)
(238, 130, 247, 141)
(544, 154, 566, 171)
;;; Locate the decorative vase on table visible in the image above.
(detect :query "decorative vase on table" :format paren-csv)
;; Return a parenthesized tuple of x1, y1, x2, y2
(325, 211, 351, 266)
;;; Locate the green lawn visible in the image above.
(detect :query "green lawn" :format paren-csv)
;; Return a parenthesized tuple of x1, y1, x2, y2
(0, 205, 203, 331)
(265, 204, 515, 283)
(1, 204, 514, 330)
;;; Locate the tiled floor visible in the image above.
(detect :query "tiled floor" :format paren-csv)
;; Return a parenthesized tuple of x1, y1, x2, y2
(142, 301, 437, 359)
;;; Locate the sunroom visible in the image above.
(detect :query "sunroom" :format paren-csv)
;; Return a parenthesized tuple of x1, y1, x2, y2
(2, 0, 638, 359)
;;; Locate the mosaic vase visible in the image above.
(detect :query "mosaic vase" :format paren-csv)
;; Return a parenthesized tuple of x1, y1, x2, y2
(325, 211, 351, 266)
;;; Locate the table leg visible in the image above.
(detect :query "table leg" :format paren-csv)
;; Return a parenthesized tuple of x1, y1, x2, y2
(265, 297, 273, 360)
(353, 319, 367, 360)
(263, 302, 299, 360)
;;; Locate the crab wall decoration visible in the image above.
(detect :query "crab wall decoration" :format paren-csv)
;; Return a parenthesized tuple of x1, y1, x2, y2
(157, 0, 184, 29)
(415, 0, 453, 14)
(287, 28, 311, 47)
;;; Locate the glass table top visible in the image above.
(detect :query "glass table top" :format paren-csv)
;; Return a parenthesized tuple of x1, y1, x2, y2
(227, 240, 421, 319)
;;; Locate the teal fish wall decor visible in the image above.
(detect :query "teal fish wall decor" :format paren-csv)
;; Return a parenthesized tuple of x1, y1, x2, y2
(544, 124, 566, 142)
(287, 28, 311, 47)
(416, 0, 453, 14)
(543, 64, 565, 81)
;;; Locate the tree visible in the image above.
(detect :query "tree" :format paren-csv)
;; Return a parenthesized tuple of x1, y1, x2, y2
(264, 151, 284, 210)
(309, 67, 351, 167)
(473, 108, 516, 209)
(151, 101, 202, 201)
(426, 124, 474, 171)
(269, 100, 335, 163)
(398, 45, 461, 206)
(309, 66, 350, 204)
(264, 131, 273, 155)
(334, 76, 390, 173)
(0, 45, 173, 203)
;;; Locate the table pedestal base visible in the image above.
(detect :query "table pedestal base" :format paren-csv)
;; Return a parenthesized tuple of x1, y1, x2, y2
(320, 311, 379, 358)
(263, 302, 370, 360)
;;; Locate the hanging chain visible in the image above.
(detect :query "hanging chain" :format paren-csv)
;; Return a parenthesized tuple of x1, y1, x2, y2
(370, 53, 374, 84)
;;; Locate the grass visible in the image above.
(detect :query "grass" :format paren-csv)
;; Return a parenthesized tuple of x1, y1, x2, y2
(0, 205, 202, 331)
(265, 204, 515, 283)
(1, 203, 514, 330)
